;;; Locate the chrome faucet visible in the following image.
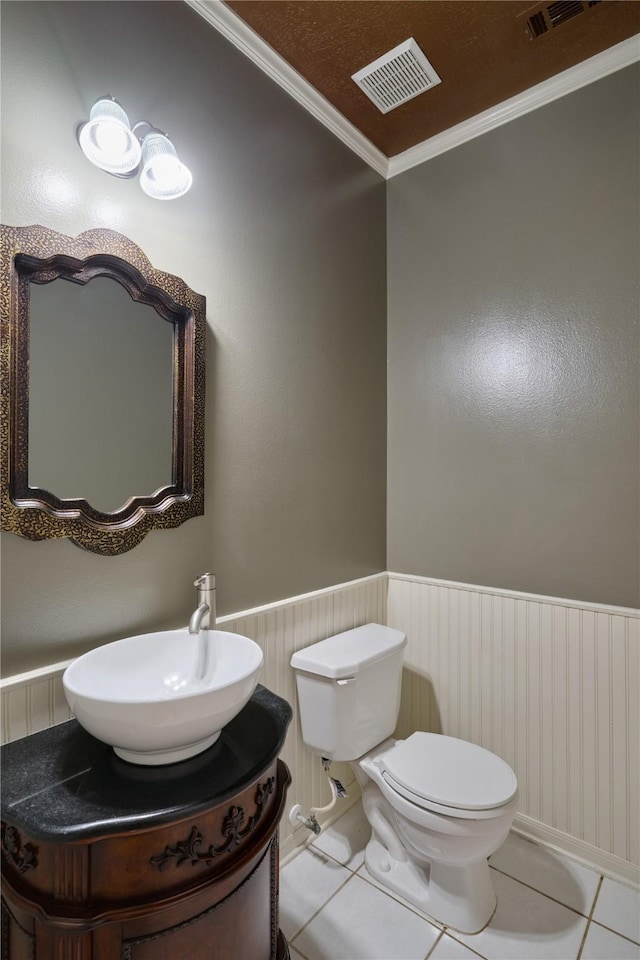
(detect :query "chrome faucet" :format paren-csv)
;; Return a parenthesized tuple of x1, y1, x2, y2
(189, 573, 216, 634)
(189, 574, 216, 681)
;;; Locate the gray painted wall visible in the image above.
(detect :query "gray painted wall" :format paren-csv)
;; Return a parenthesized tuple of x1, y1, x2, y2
(1, 1, 387, 673)
(2, 3, 637, 675)
(387, 66, 639, 609)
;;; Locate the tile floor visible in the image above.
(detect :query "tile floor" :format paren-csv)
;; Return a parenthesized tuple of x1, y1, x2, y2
(280, 803, 640, 960)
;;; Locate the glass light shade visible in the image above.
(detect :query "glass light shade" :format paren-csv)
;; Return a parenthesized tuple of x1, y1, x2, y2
(79, 98, 141, 175)
(140, 133, 192, 200)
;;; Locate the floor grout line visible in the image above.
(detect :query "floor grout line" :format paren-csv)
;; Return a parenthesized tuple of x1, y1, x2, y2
(444, 931, 491, 959)
(438, 934, 490, 959)
(354, 862, 445, 931)
(424, 929, 445, 959)
(588, 917, 640, 947)
(288, 942, 311, 960)
(302, 839, 454, 937)
(488, 862, 598, 919)
(287, 866, 358, 948)
(308, 839, 363, 875)
(293, 828, 448, 933)
(575, 875, 603, 960)
(283, 817, 639, 959)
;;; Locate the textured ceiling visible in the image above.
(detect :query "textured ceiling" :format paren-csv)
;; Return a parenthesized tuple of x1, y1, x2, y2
(224, 0, 640, 157)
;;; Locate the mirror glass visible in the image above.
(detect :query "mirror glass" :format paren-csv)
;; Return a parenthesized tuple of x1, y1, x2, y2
(28, 276, 174, 513)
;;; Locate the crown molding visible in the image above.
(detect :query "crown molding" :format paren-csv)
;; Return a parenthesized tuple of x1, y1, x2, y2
(387, 33, 640, 178)
(187, 2, 639, 181)
(186, 0, 389, 178)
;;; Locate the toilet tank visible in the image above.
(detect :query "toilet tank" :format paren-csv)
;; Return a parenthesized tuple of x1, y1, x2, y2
(290, 623, 407, 761)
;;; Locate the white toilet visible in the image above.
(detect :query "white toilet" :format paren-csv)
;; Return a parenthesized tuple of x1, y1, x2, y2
(290, 623, 518, 934)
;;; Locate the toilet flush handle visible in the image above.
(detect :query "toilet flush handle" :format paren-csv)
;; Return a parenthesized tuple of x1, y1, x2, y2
(337, 678, 355, 686)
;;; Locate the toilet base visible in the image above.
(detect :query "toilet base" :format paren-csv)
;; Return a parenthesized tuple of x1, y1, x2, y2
(364, 834, 496, 934)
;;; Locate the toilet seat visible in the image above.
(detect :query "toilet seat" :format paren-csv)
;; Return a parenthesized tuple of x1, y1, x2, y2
(376, 732, 517, 819)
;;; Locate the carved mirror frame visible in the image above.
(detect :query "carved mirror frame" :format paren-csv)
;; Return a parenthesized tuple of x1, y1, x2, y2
(0, 224, 205, 555)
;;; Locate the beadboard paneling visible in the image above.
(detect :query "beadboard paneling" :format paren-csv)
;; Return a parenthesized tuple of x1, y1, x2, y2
(0, 574, 386, 857)
(388, 573, 640, 875)
(3, 571, 637, 880)
(1, 663, 73, 744)
(220, 573, 386, 854)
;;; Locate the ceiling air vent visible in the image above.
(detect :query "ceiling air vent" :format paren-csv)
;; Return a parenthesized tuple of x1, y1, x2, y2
(527, 11, 549, 36)
(352, 38, 441, 114)
(526, 0, 602, 39)
(548, 1, 584, 26)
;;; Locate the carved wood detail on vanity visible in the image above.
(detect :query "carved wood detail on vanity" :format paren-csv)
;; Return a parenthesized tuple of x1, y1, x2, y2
(150, 776, 275, 869)
(1, 825, 38, 874)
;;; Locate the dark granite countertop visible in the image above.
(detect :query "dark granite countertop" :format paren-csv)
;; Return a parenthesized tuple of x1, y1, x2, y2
(0, 685, 291, 842)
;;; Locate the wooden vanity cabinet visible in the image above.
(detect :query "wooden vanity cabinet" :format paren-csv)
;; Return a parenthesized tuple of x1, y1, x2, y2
(1, 687, 292, 960)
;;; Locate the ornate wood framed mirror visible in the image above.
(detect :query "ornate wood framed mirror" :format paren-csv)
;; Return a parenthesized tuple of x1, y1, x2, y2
(0, 225, 205, 555)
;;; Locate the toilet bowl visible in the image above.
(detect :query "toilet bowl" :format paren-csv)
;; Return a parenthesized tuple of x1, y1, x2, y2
(355, 734, 517, 932)
(290, 623, 519, 933)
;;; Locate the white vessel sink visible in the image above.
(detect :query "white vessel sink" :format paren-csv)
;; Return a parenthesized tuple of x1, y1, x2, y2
(63, 629, 263, 765)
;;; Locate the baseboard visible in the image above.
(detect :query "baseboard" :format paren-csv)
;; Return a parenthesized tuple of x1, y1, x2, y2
(513, 813, 640, 889)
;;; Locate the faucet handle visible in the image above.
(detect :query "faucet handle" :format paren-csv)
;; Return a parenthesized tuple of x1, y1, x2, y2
(194, 573, 215, 589)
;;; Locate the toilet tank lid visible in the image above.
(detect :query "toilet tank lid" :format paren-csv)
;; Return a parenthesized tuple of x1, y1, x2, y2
(290, 623, 407, 679)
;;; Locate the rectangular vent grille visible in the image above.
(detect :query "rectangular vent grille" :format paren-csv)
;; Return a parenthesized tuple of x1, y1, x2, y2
(527, 0, 601, 39)
(352, 38, 441, 114)
(548, 1, 584, 26)
(528, 11, 549, 36)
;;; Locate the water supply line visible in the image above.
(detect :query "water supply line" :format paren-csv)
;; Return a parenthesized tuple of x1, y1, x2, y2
(288, 758, 347, 839)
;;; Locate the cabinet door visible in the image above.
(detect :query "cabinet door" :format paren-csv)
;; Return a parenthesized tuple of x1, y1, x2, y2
(122, 843, 275, 960)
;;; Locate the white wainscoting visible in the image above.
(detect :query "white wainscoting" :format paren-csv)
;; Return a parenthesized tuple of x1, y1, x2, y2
(0, 573, 386, 858)
(388, 572, 640, 884)
(3, 571, 638, 881)
(1, 661, 74, 744)
(220, 573, 386, 855)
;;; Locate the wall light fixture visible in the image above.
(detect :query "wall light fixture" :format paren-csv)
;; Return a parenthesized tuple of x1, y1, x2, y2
(77, 97, 192, 200)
